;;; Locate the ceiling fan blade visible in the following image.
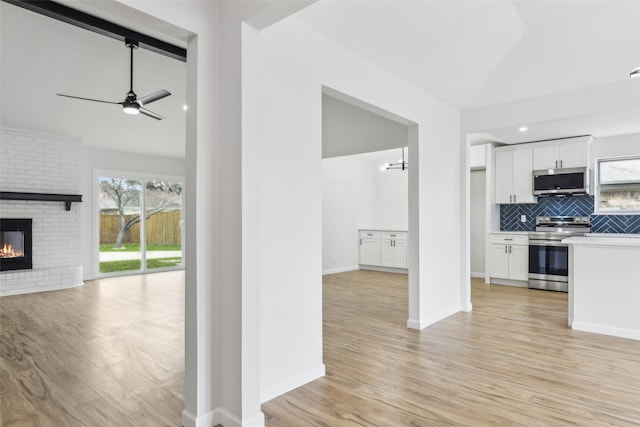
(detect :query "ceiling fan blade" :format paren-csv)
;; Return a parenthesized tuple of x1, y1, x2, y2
(139, 107, 164, 120)
(136, 89, 171, 106)
(57, 93, 121, 104)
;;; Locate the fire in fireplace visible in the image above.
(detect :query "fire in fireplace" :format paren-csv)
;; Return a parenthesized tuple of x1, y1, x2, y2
(0, 219, 32, 272)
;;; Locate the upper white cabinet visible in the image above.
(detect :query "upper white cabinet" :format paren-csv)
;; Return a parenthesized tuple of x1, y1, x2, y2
(494, 146, 535, 204)
(532, 138, 590, 170)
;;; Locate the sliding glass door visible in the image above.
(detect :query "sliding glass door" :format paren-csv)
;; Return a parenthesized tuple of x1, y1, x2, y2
(145, 180, 183, 270)
(98, 173, 183, 276)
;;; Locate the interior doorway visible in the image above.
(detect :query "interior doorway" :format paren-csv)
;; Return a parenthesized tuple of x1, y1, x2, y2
(321, 89, 413, 325)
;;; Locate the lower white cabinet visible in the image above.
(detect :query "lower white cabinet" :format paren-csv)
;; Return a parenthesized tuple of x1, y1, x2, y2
(381, 232, 407, 268)
(359, 231, 381, 266)
(490, 233, 528, 282)
(359, 230, 407, 269)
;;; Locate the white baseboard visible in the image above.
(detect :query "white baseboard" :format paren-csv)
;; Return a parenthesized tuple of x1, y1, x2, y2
(261, 363, 326, 403)
(182, 409, 214, 427)
(359, 265, 408, 274)
(490, 278, 528, 288)
(571, 321, 640, 341)
(182, 408, 265, 427)
(407, 304, 462, 330)
(322, 265, 359, 275)
(461, 302, 472, 312)
(470, 272, 485, 278)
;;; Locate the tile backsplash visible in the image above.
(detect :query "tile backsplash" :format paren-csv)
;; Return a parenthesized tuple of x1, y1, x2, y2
(500, 195, 640, 233)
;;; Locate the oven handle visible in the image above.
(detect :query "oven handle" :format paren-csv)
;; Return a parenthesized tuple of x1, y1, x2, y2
(529, 241, 569, 247)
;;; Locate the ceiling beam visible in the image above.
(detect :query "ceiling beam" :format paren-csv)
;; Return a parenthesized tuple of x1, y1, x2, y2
(3, 0, 187, 62)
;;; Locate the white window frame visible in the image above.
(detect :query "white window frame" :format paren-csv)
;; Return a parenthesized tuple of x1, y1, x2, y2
(94, 169, 185, 278)
(595, 156, 640, 215)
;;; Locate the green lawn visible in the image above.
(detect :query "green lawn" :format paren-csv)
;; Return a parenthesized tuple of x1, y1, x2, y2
(100, 244, 181, 252)
(99, 257, 183, 273)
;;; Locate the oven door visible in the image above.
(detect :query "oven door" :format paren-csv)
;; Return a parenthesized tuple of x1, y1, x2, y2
(528, 241, 569, 291)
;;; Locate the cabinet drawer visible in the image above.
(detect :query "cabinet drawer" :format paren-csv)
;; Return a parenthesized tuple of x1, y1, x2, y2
(490, 234, 528, 245)
(381, 231, 406, 240)
(360, 230, 381, 239)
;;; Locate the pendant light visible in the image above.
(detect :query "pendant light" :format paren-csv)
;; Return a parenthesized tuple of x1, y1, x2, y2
(380, 147, 408, 171)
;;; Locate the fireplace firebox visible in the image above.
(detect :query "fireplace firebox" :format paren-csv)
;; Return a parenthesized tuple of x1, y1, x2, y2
(0, 219, 32, 272)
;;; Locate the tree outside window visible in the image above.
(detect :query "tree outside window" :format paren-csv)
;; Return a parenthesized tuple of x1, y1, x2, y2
(597, 157, 640, 213)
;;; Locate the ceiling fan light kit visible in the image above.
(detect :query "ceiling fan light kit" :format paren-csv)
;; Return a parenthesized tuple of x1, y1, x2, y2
(631, 66, 640, 78)
(381, 147, 409, 171)
(57, 38, 171, 120)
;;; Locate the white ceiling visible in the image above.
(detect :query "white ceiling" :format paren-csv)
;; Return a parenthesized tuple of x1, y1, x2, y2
(352, 148, 409, 166)
(295, 0, 640, 110)
(0, 1, 187, 158)
(1, 1, 639, 157)
(294, 0, 640, 145)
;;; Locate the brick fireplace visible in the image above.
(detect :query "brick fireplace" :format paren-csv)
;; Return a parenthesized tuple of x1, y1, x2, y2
(0, 128, 83, 296)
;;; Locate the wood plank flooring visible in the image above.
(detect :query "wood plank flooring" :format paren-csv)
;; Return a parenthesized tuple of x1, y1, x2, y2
(0, 272, 185, 426)
(2, 270, 640, 426)
(262, 270, 640, 426)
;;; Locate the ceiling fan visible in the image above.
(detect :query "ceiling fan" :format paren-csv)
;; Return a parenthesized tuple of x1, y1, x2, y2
(57, 38, 171, 120)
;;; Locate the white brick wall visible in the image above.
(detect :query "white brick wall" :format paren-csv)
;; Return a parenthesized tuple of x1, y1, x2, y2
(1, 127, 83, 296)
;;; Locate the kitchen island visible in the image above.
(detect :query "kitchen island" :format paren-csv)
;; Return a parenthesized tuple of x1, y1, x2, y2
(564, 235, 640, 341)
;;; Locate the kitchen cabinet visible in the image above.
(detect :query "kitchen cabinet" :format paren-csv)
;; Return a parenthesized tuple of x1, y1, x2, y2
(490, 233, 528, 282)
(494, 146, 535, 204)
(380, 231, 407, 268)
(359, 231, 381, 266)
(359, 230, 407, 269)
(533, 139, 589, 170)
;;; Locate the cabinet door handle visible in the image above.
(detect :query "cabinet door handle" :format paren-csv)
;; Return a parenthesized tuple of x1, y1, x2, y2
(504, 238, 513, 241)
(505, 245, 507, 253)
(560, 160, 563, 168)
(555, 160, 558, 169)
(509, 245, 512, 253)
(509, 195, 512, 203)
(360, 238, 362, 245)
(514, 194, 516, 203)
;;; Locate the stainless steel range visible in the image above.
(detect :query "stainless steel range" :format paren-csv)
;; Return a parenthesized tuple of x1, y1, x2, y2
(528, 216, 591, 292)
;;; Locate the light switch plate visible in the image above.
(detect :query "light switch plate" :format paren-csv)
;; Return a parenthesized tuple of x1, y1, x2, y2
(520, 215, 527, 223)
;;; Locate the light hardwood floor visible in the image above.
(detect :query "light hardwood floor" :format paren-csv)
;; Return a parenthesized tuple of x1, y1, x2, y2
(262, 270, 640, 426)
(0, 272, 185, 426)
(2, 270, 640, 426)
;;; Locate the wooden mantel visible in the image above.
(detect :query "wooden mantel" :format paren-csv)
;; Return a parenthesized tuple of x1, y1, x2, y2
(0, 191, 83, 211)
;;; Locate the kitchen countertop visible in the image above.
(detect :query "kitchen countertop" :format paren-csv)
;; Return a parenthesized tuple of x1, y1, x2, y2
(563, 235, 640, 248)
(490, 231, 530, 235)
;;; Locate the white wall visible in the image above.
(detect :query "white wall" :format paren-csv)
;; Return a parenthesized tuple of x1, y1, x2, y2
(246, 15, 462, 402)
(321, 154, 408, 274)
(374, 166, 408, 230)
(79, 146, 185, 280)
(590, 133, 640, 165)
(470, 169, 486, 277)
(322, 156, 375, 274)
(322, 94, 409, 158)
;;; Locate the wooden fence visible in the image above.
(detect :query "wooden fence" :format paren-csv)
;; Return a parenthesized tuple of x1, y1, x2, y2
(100, 210, 182, 246)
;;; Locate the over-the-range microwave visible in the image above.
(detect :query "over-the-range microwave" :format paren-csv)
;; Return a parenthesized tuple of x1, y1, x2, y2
(532, 167, 589, 196)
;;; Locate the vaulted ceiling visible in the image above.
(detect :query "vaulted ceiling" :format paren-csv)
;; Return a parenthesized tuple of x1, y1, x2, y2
(1, 0, 639, 157)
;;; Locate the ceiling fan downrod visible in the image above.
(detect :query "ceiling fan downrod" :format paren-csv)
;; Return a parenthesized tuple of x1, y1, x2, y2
(125, 38, 139, 99)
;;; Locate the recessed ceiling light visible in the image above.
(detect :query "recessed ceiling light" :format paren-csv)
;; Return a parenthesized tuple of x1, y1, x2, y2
(631, 67, 640, 78)
(519, 126, 528, 132)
